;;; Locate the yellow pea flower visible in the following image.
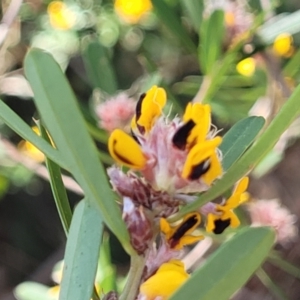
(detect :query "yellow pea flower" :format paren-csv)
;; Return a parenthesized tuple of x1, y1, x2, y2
(47, 1, 76, 30)
(236, 57, 256, 77)
(139, 260, 189, 300)
(160, 212, 203, 250)
(108, 129, 146, 169)
(114, 0, 152, 24)
(206, 177, 249, 234)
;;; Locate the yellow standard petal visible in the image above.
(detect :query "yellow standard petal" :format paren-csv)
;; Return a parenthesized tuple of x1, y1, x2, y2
(182, 137, 222, 182)
(139, 260, 189, 300)
(108, 129, 146, 169)
(134, 86, 167, 134)
(160, 212, 203, 250)
(202, 152, 223, 186)
(225, 176, 249, 209)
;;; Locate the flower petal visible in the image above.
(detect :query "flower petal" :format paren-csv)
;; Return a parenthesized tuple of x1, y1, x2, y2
(182, 137, 222, 181)
(202, 152, 223, 185)
(139, 260, 189, 300)
(135, 86, 166, 134)
(108, 129, 146, 169)
(206, 213, 218, 233)
(182, 103, 211, 145)
(160, 217, 172, 239)
(226, 176, 249, 208)
(174, 234, 204, 250)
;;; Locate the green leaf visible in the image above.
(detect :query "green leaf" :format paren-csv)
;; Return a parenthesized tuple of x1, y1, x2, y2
(151, 0, 197, 54)
(181, 0, 204, 32)
(258, 10, 300, 44)
(0, 100, 67, 170)
(14, 282, 55, 300)
(83, 42, 117, 94)
(170, 227, 275, 300)
(199, 10, 225, 74)
(252, 149, 283, 178)
(24, 49, 132, 254)
(59, 200, 103, 300)
(220, 116, 265, 170)
(40, 125, 72, 235)
(284, 48, 300, 78)
(171, 82, 300, 220)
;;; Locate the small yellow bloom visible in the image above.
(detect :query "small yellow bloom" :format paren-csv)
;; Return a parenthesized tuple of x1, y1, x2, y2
(114, 0, 152, 24)
(139, 260, 189, 300)
(182, 103, 211, 146)
(182, 137, 223, 185)
(132, 86, 166, 135)
(160, 212, 203, 250)
(273, 33, 294, 58)
(225, 11, 235, 27)
(236, 57, 256, 77)
(108, 129, 146, 169)
(206, 177, 249, 234)
(47, 1, 76, 30)
(18, 126, 45, 163)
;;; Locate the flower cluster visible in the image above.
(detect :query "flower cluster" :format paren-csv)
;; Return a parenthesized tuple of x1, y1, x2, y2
(106, 86, 249, 299)
(248, 199, 297, 245)
(204, 0, 253, 47)
(95, 92, 136, 133)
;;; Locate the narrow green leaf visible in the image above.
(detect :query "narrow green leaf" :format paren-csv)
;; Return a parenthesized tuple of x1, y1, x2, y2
(284, 48, 300, 78)
(199, 10, 225, 74)
(181, 0, 204, 32)
(83, 42, 117, 94)
(59, 200, 103, 300)
(40, 125, 72, 235)
(220, 116, 265, 171)
(0, 100, 67, 170)
(201, 53, 236, 103)
(170, 227, 275, 300)
(151, 0, 197, 54)
(252, 149, 283, 178)
(258, 10, 300, 44)
(171, 82, 300, 220)
(24, 49, 132, 254)
(256, 268, 290, 300)
(268, 252, 300, 280)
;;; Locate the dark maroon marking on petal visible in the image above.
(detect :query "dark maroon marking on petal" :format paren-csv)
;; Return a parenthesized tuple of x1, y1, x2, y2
(135, 93, 146, 122)
(213, 218, 231, 234)
(113, 140, 136, 165)
(137, 124, 145, 135)
(130, 129, 140, 145)
(189, 160, 210, 180)
(172, 120, 196, 150)
(169, 214, 199, 248)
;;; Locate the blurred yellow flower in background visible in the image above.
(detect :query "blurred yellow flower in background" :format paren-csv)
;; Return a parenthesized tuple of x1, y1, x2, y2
(18, 126, 45, 163)
(236, 57, 256, 77)
(273, 33, 294, 58)
(114, 0, 152, 24)
(47, 1, 76, 30)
